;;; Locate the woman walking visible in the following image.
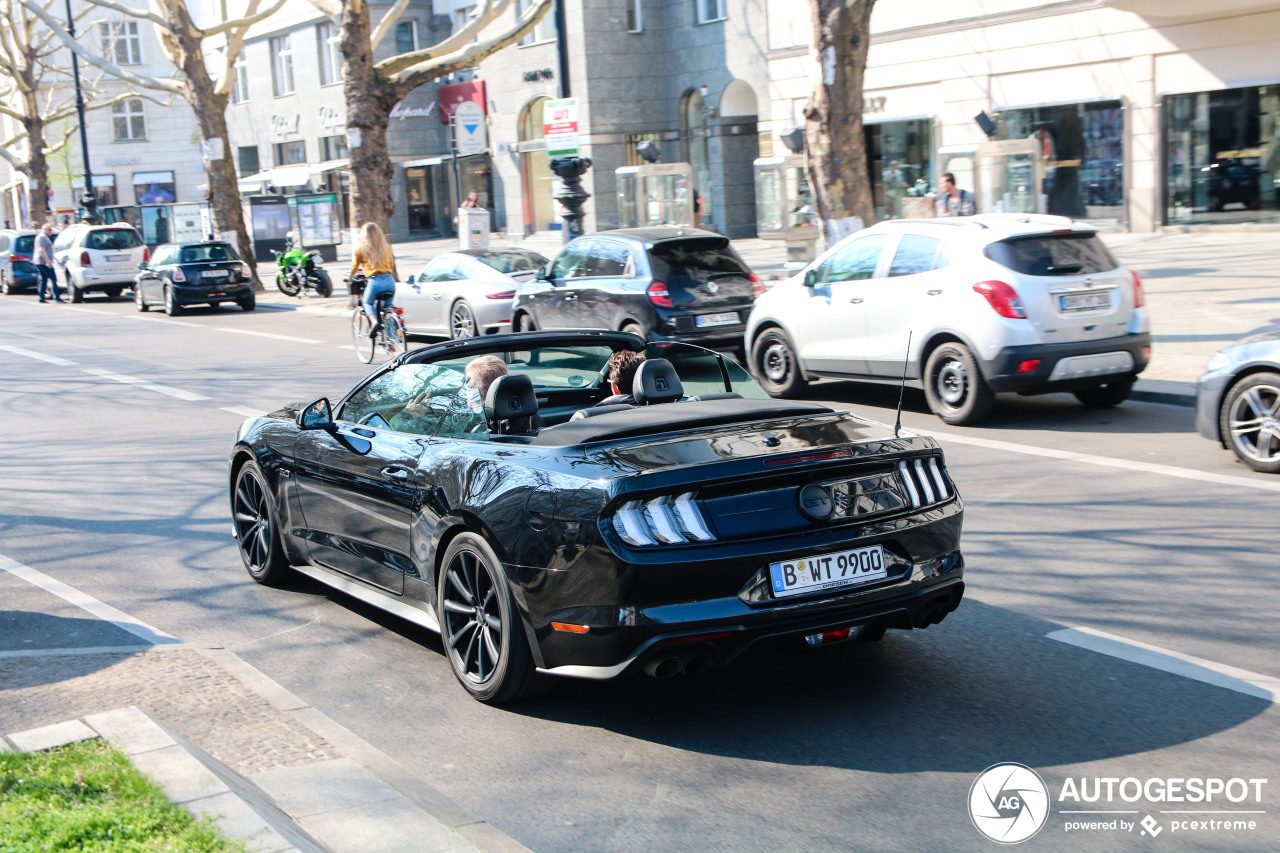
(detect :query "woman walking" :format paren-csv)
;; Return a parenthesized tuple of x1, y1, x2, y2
(349, 222, 398, 335)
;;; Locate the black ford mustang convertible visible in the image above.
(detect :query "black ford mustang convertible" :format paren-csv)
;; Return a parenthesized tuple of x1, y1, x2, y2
(229, 331, 965, 703)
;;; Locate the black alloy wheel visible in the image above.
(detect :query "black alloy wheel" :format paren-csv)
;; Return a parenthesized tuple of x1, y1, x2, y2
(232, 462, 290, 585)
(751, 327, 807, 398)
(451, 301, 478, 339)
(1073, 380, 1134, 409)
(135, 285, 148, 312)
(923, 342, 993, 425)
(1220, 371, 1280, 474)
(437, 533, 541, 704)
(164, 285, 183, 316)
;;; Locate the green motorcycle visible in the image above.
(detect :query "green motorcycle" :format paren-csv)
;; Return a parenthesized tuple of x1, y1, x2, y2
(272, 233, 333, 297)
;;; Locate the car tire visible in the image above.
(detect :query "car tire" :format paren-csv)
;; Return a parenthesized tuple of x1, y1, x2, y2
(437, 532, 544, 704)
(104, 286, 123, 299)
(232, 461, 291, 586)
(1073, 380, 1134, 409)
(69, 278, 84, 303)
(240, 293, 256, 312)
(751, 327, 807, 398)
(164, 286, 183, 316)
(1, 271, 10, 295)
(923, 342, 993, 425)
(450, 300, 478, 339)
(1218, 371, 1280, 474)
(513, 312, 537, 333)
(621, 321, 648, 341)
(135, 285, 148, 312)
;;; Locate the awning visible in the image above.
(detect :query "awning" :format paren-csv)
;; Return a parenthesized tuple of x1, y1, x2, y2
(402, 156, 446, 168)
(236, 165, 314, 193)
(312, 159, 349, 175)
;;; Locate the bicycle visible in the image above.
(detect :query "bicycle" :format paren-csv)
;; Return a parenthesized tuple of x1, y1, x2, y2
(348, 274, 407, 364)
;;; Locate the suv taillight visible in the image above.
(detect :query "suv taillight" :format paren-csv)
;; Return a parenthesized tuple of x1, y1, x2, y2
(1131, 270, 1144, 308)
(80, 250, 91, 267)
(647, 281, 674, 307)
(973, 280, 1026, 319)
(9, 253, 30, 263)
(750, 273, 765, 298)
(142, 247, 150, 263)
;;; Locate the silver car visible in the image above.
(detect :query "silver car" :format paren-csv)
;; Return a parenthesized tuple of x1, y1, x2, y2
(1196, 331, 1280, 473)
(400, 249, 547, 339)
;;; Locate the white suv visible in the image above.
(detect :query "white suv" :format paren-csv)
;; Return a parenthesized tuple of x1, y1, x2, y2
(52, 223, 148, 302)
(745, 214, 1150, 424)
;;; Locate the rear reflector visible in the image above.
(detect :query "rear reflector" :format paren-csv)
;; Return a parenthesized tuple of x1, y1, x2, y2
(393, 307, 404, 314)
(551, 622, 590, 634)
(804, 627, 852, 647)
(658, 632, 733, 646)
(1016, 359, 1040, 374)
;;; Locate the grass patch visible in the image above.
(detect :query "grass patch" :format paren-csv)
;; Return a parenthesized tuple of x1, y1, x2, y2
(0, 738, 242, 852)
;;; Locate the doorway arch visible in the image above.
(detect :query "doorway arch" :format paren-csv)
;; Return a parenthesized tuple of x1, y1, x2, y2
(518, 97, 557, 235)
(680, 89, 712, 228)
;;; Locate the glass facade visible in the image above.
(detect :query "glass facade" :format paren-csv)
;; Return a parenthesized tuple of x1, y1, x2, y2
(864, 119, 933, 221)
(1163, 85, 1280, 226)
(998, 100, 1124, 227)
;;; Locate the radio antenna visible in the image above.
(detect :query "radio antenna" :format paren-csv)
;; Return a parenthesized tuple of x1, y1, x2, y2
(893, 332, 912, 438)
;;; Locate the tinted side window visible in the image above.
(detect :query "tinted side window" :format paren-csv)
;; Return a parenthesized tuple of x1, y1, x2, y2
(422, 258, 456, 282)
(888, 235, 943, 277)
(985, 233, 1118, 276)
(551, 242, 591, 278)
(14, 235, 34, 254)
(341, 363, 483, 438)
(583, 240, 631, 276)
(824, 234, 888, 283)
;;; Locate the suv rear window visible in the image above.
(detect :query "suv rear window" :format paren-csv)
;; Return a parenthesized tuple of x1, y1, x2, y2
(13, 235, 35, 254)
(180, 243, 236, 263)
(649, 238, 752, 284)
(985, 233, 1118, 276)
(85, 229, 143, 251)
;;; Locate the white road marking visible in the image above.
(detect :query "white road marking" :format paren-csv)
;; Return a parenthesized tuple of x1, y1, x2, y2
(81, 367, 209, 401)
(0, 645, 185, 659)
(1047, 626, 1278, 703)
(927, 428, 1280, 494)
(0, 344, 79, 367)
(216, 328, 323, 344)
(136, 315, 202, 328)
(221, 406, 267, 418)
(0, 553, 182, 646)
(336, 344, 355, 350)
(61, 306, 116, 316)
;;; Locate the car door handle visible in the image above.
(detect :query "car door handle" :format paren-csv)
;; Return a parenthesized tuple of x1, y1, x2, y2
(848, 297, 863, 304)
(381, 466, 410, 480)
(927, 289, 943, 296)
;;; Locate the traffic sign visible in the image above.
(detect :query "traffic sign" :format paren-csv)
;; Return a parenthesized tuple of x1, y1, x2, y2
(543, 98, 580, 158)
(454, 101, 487, 156)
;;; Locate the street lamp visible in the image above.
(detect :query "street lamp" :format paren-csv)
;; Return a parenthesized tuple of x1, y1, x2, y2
(64, 0, 99, 223)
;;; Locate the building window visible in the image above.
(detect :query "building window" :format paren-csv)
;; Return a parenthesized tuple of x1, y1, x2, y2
(271, 35, 294, 96)
(317, 23, 342, 85)
(394, 20, 417, 54)
(518, 0, 556, 45)
(112, 99, 146, 141)
(99, 22, 141, 66)
(320, 135, 349, 161)
(274, 140, 306, 166)
(238, 146, 261, 176)
(696, 0, 727, 24)
(232, 56, 249, 103)
(625, 0, 643, 32)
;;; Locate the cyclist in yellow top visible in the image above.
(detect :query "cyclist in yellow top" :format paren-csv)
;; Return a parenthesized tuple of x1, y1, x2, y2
(349, 222, 398, 332)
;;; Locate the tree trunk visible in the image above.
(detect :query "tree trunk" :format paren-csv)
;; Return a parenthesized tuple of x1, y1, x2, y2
(342, 0, 396, 236)
(805, 0, 877, 245)
(21, 117, 51, 226)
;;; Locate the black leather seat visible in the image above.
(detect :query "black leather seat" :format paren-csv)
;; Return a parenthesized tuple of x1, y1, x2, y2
(633, 359, 683, 404)
(484, 374, 541, 435)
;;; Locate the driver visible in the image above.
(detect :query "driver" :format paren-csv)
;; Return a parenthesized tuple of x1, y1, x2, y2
(594, 350, 646, 407)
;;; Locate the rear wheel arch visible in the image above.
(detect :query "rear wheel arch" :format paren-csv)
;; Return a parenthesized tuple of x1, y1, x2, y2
(920, 332, 972, 379)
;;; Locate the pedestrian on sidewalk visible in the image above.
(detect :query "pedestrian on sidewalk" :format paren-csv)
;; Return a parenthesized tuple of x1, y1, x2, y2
(936, 172, 976, 217)
(35, 222, 63, 303)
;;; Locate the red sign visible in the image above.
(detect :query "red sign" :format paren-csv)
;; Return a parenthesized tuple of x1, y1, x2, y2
(438, 81, 488, 125)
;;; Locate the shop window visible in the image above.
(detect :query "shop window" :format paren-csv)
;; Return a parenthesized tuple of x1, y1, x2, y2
(864, 119, 934, 221)
(519, 97, 557, 233)
(133, 171, 175, 205)
(320, 135, 349, 161)
(274, 140, 306, 166)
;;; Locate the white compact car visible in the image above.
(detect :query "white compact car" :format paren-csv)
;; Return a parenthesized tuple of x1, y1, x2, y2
(52, 223, 148, 302)
(745, 214, 1151, 424)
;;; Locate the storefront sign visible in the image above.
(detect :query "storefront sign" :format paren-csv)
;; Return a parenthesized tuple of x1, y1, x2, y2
(523, 68, 554, 82)
(544, 98, 580, 158)
(390, 103, 436, 121)
(318, 105, 346, 133)
(439, 80, 488, 125)
(103, 155, 141, 166)
(270, 113, 300, 140)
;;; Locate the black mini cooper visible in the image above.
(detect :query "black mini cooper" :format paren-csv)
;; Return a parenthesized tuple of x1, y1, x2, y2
(135, 241, 255, 315)
(229, 331, 965, 703)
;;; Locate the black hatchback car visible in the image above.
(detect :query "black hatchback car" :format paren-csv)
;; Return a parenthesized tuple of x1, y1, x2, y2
(511, 227, 761, 349)
(135, 241, 255, 315)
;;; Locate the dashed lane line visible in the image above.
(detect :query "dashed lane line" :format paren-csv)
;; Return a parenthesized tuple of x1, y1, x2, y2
(0, 344, 78, 367)
(135, 315, 203, 328)
(216, 327, 324, 344)
(60, 306, 116, 316)
(0, 553, 182, 646)
(220, 406, 268, 418)
(1047, 627, 1278, 703)
(81, 367, 210, 401)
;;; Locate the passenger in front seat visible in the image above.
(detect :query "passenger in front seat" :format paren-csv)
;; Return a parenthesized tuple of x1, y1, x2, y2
(595, 350, 646, 407)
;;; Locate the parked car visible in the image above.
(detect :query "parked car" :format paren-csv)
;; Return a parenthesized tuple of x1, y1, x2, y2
(229, 330, 965, 703)
(0, 229, 39, 295)
(1196, 331, 1280, 473)
(134, 241, 255, 315)
(401, 248, 547, 339)
(511, 227, 762, 349)
(51, 223, 148, 302)
(745, 214, 1151, 425)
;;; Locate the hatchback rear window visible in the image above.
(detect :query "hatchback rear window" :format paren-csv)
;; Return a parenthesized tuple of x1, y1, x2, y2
(649, 239, 752, 283)
(985, 233, 1118, 276)
(85, 229, 143, 251)
(180, 243, 236, 263)
(13, 235, 35, 254)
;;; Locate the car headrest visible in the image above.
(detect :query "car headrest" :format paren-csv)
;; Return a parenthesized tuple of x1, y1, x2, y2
(633, 358, 683, 404)
(485, 373, 538, 422)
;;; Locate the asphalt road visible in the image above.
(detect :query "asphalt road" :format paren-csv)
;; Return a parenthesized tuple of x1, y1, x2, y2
(1, 292, 1277, 852)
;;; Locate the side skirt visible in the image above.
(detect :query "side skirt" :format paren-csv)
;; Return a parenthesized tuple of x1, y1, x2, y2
(291, 563, 440, 634)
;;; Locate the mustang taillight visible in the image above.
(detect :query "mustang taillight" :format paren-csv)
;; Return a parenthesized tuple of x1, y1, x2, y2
(611, 492, 715, 546)
(898, 458, 952, 509)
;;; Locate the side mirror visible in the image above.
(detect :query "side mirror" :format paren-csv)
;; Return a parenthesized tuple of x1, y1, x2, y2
(137, 261, 149, 271)
(536, 265, 551, 282)
(803, 269, 818, 288)
(297, 397, 334, 431)
(406, 273, 416, 285)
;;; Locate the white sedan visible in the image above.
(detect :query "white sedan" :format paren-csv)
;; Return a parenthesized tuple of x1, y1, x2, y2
(400, 249, 547, 339)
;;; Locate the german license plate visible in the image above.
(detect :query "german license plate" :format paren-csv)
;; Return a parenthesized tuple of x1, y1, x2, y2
(769, 545, 887, 598)
(1059, 291, 1110, 312)
(696, 311, 739, 328)
(107, 254, 130, 262)
(203, 270, 229, 279)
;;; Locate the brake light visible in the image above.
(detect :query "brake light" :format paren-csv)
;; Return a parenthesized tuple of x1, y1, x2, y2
(1016, 359, 1041, 374)
(973, 280, 1026, 318)
(393, 307, 404, 314)
(485, 289, 516, 300)
(240, 262, 250, 278)
(9, 253, 29, 263)
(1131, 269, 1144, 308)
(647, 281, 673, 307)
(80, 251, 91, 267)
(172, 267, 186, 282)
(750, 273, 765, 298)
(142, 247, 150, 263)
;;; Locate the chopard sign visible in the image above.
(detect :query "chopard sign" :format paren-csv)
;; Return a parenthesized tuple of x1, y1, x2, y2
(318, 105, 346, 133)
(390, 103, 437, 121)
(270, 113, 300, 139)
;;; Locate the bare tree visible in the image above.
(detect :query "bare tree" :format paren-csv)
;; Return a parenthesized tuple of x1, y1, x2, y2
(307, 0, 552, 234)
(22, 0, 287, 281)
(804, 0, 877, 243)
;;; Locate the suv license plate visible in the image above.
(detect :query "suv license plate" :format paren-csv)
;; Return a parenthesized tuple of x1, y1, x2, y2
(203, 270, 229, 279)
(696, 311, 738, 328)
(769, 545, 887, 598)
(107, 254, 130, 262)
(1059, 291, 1110, 312)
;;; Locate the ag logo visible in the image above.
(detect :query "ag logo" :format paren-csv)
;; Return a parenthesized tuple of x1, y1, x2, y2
(968, 763, 1050, 844)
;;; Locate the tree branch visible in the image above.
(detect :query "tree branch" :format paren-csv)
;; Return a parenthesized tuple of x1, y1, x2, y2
(304, 0, 341, 21)
(369, 0, 411, 51)
(377, 0, 517, 77)
(385, 0, 549, 90)
(203, 0, 289, 38)
(77, 0, 175, 33)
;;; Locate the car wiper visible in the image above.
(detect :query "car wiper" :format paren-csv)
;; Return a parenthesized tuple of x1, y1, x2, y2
(1046, 263, 1084, 273)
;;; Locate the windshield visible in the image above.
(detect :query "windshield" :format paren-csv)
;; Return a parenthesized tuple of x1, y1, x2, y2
(85, 229, 143, 251)
(180, 243, 236, 263)
(474, 251, 547, 275)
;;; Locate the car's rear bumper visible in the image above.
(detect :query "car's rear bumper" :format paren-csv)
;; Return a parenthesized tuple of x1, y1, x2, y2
(981, 332, 1151, 394)
(173, 283, 254, 305)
